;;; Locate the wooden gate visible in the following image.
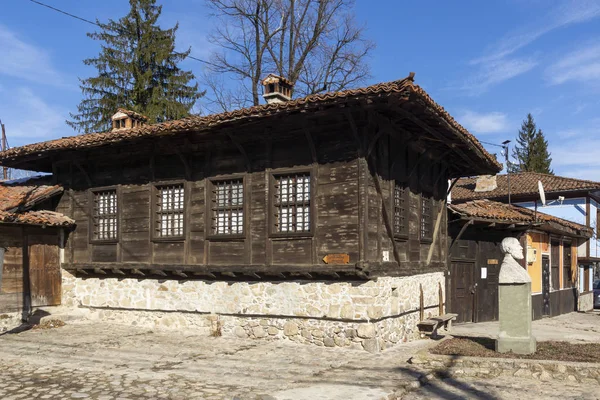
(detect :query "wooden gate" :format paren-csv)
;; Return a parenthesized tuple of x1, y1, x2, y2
(27, 234, 61, 307)
(450, 261, 475, 323)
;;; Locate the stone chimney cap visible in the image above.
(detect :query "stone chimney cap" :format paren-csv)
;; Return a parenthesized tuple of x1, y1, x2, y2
(113, 108, 149, 122)
(261, 74, 293, 87)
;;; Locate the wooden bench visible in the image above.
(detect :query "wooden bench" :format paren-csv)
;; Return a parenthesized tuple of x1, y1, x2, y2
(417, 313, 457, 338)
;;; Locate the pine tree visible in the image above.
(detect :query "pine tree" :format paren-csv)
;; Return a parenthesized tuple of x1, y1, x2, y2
(67, 0, 203, 133)
(510, 114, 553, 174)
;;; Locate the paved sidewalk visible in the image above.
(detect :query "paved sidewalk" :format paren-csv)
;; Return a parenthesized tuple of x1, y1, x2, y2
(0, 322, 428, 399)
(449, 311, 600, 343)
(0, 318, 599, 399)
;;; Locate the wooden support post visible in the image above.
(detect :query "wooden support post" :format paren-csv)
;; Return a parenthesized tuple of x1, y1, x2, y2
(173, 270, 188, 278)
(93, 268, 106, 275)
(419, 284, 424, 321)
(111, 268, 125, 276)
(132, 269, 145, 276)
(438, 282, 444, 315)
(449, 219, 473, 252)
(427, 203, 445, 265)
(150, 269, 167, 277)
(222, 271, 237, 278)
(193, 271, 216, 279)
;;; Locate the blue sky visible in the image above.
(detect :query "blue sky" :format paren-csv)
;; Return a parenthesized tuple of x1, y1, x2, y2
(1, 0, 600, 179)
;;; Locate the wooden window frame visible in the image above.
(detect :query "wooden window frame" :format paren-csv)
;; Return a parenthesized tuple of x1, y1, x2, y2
(151, 180, 187, 242)
(550, 238, 560, 291)
(392, 181, 409, 240)
(269, 167, 315, 238)
(419, 193, 434, 243)
(207, 174, 247, 240)
(89, 186, 120, 244)
(562, 240, 573, 288)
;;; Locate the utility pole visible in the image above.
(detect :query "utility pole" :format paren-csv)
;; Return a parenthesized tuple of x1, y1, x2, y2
(502, 140, 511, 205)
(0, 120, 7, 180)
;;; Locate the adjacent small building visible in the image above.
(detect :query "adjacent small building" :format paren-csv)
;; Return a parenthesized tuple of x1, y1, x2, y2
(447, 199, 592, 322)
(453, 173, 600, 313)
(0, 74, 501, 350)
(0, 177, 74, 325)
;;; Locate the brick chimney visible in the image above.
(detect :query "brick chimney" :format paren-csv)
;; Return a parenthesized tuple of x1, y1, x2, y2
(111, 108, 149, 131)
(474, 175, 498, 192)
(261, 74, 293, 104)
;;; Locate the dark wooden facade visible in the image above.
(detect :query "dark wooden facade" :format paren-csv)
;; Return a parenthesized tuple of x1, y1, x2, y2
(50, 108, 451, 279)
(0, 225, 62, 314)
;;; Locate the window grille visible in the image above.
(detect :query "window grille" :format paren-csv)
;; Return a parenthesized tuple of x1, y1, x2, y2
(212, 180, 244, 235)
(393, 184, 408, 237)
(420, 195, 433, 241)
(93, 190, 118, 240)
(156, 184, 185, 238)
(274, 173, 311, 233)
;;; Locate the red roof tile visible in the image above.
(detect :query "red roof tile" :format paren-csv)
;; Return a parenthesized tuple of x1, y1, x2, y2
(448, 199, 592, 237)
(0, 210, 74, 227)
(0, 75, 501, 173)
(0, 177, 63, 212)
(452, 172, 600, 202)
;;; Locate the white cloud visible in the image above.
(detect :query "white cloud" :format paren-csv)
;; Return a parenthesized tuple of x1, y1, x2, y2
(458, 111, 509, 134)
(546, 42, 600, 85)
(459, 0, 600, 94)
(460, 57, 538, 95)
(0, 24, 64, 86)
(0, 88, 67, 144)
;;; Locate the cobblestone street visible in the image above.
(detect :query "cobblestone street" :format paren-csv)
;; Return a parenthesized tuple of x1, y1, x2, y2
(0, 322, 598, 399)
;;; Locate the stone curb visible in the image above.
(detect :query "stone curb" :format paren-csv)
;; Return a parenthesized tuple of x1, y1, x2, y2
(408, 347, 600, 384)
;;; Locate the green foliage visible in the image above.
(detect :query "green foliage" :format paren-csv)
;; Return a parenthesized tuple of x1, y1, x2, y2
(68, 0, 203, 133)
(509, 113, 553, 174)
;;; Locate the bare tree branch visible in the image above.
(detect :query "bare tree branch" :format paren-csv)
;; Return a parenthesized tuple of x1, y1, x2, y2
(202, 0, 374, 112)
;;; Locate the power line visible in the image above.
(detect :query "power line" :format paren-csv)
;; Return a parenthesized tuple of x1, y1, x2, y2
(27, 0, 209, 63)
(479, 140, 505, 148)
(28, 0, 99, 27)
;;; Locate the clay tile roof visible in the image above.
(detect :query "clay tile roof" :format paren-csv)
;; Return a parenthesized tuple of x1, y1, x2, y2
(0, 176, 63, 212)
(452, 172, 600, 202)
(0, 74, 501, 174)
(448, 199, 593, 238)
(116, 108, 149, 121)
(0, 210, 74, 227)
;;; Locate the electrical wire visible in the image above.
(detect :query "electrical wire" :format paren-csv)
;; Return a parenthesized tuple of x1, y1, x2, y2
(27, 0, 209, 64)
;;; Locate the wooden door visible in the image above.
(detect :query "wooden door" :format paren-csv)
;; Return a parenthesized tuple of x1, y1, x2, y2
(28, 235, 61, 307)
(474, 241, 500, 322)
(450, 261, 475, 323)
(542, 255, 550, 316)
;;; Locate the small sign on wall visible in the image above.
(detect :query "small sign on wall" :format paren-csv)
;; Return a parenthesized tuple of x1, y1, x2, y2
(481, 267, 488, 279)
(322, 254, 350, 264)
(487, 259, 498, 265)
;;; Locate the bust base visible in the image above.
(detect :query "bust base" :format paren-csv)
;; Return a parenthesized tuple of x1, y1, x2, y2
(496, 336, 537, 354)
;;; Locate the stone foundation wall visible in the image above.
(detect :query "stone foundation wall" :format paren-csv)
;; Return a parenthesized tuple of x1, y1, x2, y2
(578, 292, 593, 312)
(62, 270, 445, 352)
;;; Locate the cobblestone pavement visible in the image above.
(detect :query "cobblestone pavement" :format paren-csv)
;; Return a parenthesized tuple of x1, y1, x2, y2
(1, 322, 598, 400)
(404, 376, 600, 400)
(0, 322, 427, 399)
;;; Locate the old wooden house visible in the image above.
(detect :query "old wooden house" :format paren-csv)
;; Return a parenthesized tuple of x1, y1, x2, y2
(453, 173, 600, 312)
(0, 178, 74, 327)
(0, 74, 500, 350)
(448, 199, 592, 323)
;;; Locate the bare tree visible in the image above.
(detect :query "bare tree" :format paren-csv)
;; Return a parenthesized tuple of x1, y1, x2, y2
(203, 0, 374, 112)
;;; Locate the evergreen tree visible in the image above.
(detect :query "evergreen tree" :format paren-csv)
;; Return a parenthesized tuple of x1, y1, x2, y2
(510, 114, 553, 174)
(68, 0, 203, 133)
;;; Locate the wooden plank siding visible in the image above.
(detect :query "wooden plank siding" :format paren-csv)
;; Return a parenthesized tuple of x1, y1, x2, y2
(55, 110, 450, 278)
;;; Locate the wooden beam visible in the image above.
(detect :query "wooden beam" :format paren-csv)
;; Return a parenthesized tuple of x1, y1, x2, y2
(427, 202, 446, 265)
(73, 161, 92, 187)
(222, 271, 237, 278)
(344, 109, 364, 155)
(150, 269, 167, 277)
(449, 220, 473, 252)
(303, 126, 318, 164)
(395, 107, 481, 171)
(193, 271, 216, 279)
(132, 269, 145, 276)
(226, 132, 251, 172)
(111, 268, 125, 276)
(173, 270, 188, 278)
(93, 268, 106, 275)
(175, 150, 191, 180)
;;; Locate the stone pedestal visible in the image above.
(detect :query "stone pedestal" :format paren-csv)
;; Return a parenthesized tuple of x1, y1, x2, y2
(496, 282, 536, 354)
